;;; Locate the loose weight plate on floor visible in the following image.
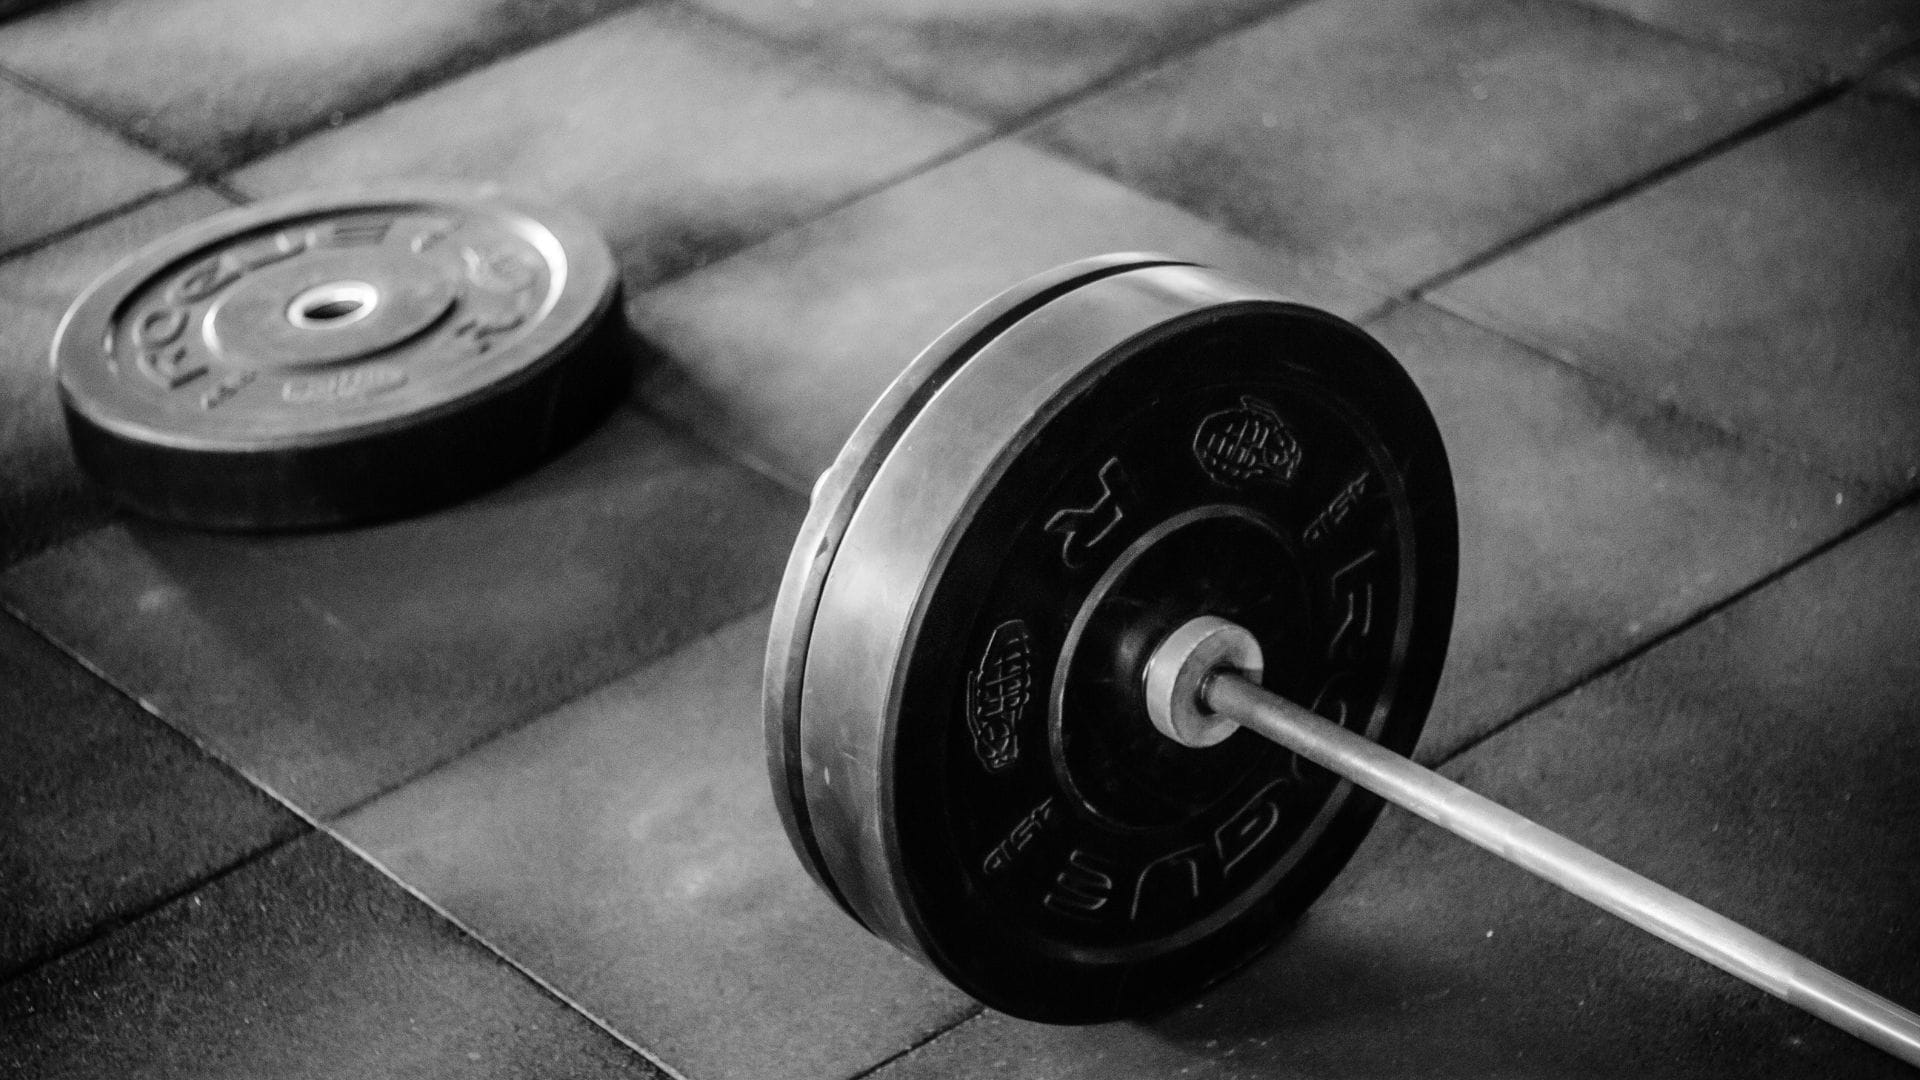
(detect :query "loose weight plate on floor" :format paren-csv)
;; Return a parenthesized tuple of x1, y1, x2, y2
(52, 184, 625, 528)
(766, 257, 1458, 1022)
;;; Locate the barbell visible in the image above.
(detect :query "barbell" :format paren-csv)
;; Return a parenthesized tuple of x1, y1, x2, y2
(761, 255, 1920, 1065)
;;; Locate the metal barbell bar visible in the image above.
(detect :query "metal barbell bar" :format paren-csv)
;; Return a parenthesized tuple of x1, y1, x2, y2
(1147, 615, 1920, 1068)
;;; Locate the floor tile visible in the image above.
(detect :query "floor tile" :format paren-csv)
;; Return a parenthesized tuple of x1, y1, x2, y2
(869, 506, 1920, 1079)
(1580, 0, 1920, 74)
(0, 407, 802, 817)
(0, 187, 234, 570)
(0, 0, 647, 172)
(1433, 93, 1920, 490)
(633, 139, 1382, 490)
(337, 611, 976, 1080)
(684, 0, 1292, 121)
(0, 78, 183, 258)
(231, 3, 986, 292)
(1026, 0, 1804, 287)
(0, 832, 661, 1080)
(1367, 302, 1867, 760)
(0, 611, 299, 978)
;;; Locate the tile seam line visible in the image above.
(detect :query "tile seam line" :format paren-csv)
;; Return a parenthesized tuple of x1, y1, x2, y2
(606, 117, 1003, 297)
(658, 0, 996, 127)
(203, 0, 990, 187)
(5, 526, 915, 1078)
(0, 829, 308, 988)
(1405, 82, 1846, 300)
(0, 402, 795, 829)
(613, 65, 1836, 412)
(987, 0, 1337, 136)
(637, 207, 1851, 522)
(0, 594, 342, 835)
(0, 608, 333, 989)
(1430, 486, 1920, 771)
(628, 395, 814, 499)
(980, 0, 1832, 167)
(315, 593, 780, 826)
(923, 3, 1865, 335)
(614, 109, 1374, 410)
(1405, 294, 1887, 496)
(319, 825, 690, 1080)
(325, 573, 975, 1080)
(0, 178, 215, 266)
(908, 9, 1859, 459)
(0, 63, 214, 186)
(214, 67, 1004, 333)
(665, 0, 1313, 140)
(612, 0, 1406, 307)
(1530, 0, 1840, 82)
(0, 592, 687, 1079)
(842, 1005, 990, 1080)
(0, 0, 661, 178)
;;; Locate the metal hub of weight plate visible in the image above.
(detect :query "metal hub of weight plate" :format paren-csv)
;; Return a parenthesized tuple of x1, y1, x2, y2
(52, 184, 625, 528)
(766, 257, 1458, 1022)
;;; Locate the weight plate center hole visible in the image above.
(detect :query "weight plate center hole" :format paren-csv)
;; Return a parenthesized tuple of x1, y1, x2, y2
(1051, 505, 1312, 831)
(287, 280, 379, 330)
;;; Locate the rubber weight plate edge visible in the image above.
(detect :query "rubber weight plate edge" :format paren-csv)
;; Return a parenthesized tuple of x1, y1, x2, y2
(779, 260, 1457, 1020)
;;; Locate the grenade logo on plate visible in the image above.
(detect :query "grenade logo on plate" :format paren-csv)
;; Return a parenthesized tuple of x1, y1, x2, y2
(965, 619, 1033, 773)
(1192, 395, 1302, 488)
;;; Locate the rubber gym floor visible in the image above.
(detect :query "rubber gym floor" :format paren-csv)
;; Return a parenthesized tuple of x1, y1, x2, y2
(2, 1, 1917, 1077)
